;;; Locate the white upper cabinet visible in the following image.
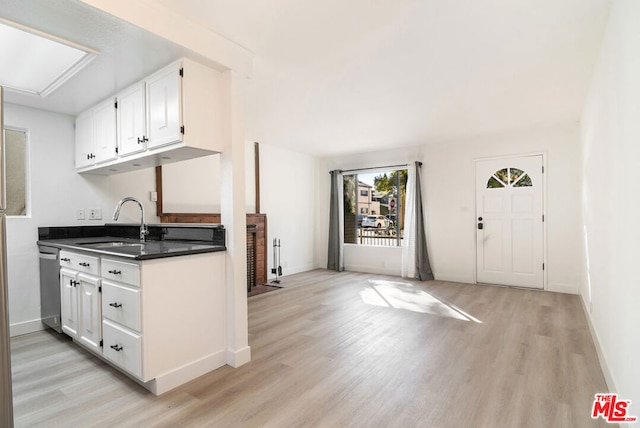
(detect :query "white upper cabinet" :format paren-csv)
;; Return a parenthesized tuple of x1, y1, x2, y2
(76, 58, 225, 175)
(146, 63, 182, 149)
(75, 110, 93, 169)
(75, 98, 117, 169)
(117, 82, 147, 157)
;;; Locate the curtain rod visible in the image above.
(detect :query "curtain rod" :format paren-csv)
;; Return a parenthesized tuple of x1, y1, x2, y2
(340, 163, 409, 174)
(334, 161, 423, 175)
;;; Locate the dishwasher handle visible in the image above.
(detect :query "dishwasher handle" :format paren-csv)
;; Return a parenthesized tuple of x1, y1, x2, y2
(39, 253, 58, 261)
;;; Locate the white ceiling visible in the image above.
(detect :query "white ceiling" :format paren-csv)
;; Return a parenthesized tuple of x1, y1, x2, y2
(1, 0, 612, 158)
(0, 0, 194, 114)
(151, 0, 612, 157)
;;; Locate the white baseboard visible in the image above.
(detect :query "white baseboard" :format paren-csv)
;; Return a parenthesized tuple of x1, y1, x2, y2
(344, 264, 400, 276)
(579, 294, 617, 393)
(269, 263, 316, 281)
(547, 282, 579, 294)
(226, 346, 251, 368)
(436, 273, 475, 285)
(10, 319, 45, 337)
(147, 350, 228, 395)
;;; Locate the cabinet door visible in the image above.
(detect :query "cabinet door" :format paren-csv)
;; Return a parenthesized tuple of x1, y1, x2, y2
(117, 83, 147, 156)
(93, 99, 117, 164)
(78, 274, 102, 352)
(60, 268, 79, 338)
(103, 319, 142, 378)
(75, 110, 94, 169)
(146, 64, 182, 149)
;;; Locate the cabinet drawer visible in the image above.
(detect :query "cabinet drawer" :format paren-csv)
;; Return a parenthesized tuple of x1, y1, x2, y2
(60, 251, 99, 276)
(102, 319, 142, 378)
(102, 281, 141, 331)
(101, 258, 140, 287)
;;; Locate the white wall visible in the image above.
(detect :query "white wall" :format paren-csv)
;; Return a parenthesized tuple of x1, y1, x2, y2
(319, 124, 583, 292)
(259, 143, 319, 279)
(162, 154, 221, 213)
(580, 0, 640, 408)
(4, 103, 157, 336)
(422, 124, 583, 293)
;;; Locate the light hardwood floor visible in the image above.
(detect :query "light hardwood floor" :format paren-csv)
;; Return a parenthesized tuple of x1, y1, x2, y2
(10, 270, 611, 427)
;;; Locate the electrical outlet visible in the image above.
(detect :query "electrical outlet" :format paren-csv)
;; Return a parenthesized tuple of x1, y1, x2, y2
(150, 191, 158, 202)
(88, 208, 102, 220)
(76, 209, 85, 220)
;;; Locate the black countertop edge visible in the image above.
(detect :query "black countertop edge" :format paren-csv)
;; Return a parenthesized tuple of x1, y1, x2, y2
(38, 224, 225, 245)
(37, 225, 226, 260)
(37, 237, 226, 261)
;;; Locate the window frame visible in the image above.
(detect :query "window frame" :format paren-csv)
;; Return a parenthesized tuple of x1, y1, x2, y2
(343, 167, 406, 247)
(3, 127, 31, 218)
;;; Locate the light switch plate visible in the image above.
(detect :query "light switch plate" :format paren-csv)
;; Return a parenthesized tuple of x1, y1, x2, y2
(76, 209, 85, 220)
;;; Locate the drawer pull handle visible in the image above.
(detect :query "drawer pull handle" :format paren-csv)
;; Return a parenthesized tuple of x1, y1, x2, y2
(61, 258, 71, 262)
(110, 344, 123, 352)
(79, 262, 90, 267)
(109, 302, 122, 308)
(108, 270, 122, 275)
(69, 280, 79, 287)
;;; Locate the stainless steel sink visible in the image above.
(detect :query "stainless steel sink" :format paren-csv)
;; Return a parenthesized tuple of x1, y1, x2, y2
(80, 241, 145, 249)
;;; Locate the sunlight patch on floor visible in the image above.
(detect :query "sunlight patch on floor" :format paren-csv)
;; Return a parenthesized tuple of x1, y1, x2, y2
(361, 279, 482, 323)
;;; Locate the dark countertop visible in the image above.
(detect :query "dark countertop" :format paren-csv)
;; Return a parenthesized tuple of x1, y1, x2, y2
(37, 224, 226, 260)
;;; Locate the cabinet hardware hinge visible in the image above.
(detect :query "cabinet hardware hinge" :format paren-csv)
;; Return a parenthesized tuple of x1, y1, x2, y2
(542, 166, 545, 173)
(99, 286, 102, 293)
(543, 263, 545, 270)
(100, 340, 103, 347)
(542, 214, 545, 222)
(115, 147, 118, 154)
(180, 125, 185, 134)
(114, 101, 118, 109)
(179, 67, 184, 77)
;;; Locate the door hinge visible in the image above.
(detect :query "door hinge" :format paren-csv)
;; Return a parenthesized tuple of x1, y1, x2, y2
(180, 125, 185, 135)
(100, 340, 103, 348)
(179, 67, 184, 77)
(542, 263, 545, 271)
(542, 166, 545, 173)
(115, 147, 118, 154)
(99, 286, 102, 293)
(114, 101, 118, 109)
(542, 214, 545, 222)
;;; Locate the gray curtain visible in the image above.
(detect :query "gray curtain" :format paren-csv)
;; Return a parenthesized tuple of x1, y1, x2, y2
(327, 170, 343, 271)
(414, 162, 434, 280)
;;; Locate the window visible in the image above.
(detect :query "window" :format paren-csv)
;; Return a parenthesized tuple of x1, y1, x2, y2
(4, 129, 28, 216)
(486, 167, 532, 189)
(343, 168, 407, 246)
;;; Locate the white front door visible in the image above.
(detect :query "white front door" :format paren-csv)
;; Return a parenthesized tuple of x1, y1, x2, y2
(476, 155, 544, 289)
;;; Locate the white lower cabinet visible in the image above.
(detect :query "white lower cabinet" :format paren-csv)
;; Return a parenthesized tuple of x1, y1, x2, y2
(102, 319, 142, 378)
(60, 267, 80, 338)
(102, 281, 141, 331)
(100, 257, 143, 379)
(60, 252, 100, 347)
(59, 250, 225, 394)
(78, 274, 102, 352)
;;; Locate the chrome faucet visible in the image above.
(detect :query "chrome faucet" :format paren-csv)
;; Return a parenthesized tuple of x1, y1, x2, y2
(112, 197, 149, 242)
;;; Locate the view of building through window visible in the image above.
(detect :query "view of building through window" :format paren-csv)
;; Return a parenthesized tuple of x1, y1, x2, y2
(343, 169, 407, 246)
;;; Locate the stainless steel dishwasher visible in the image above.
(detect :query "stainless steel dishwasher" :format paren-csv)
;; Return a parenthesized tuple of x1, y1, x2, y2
(38, 244, 61, 333)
